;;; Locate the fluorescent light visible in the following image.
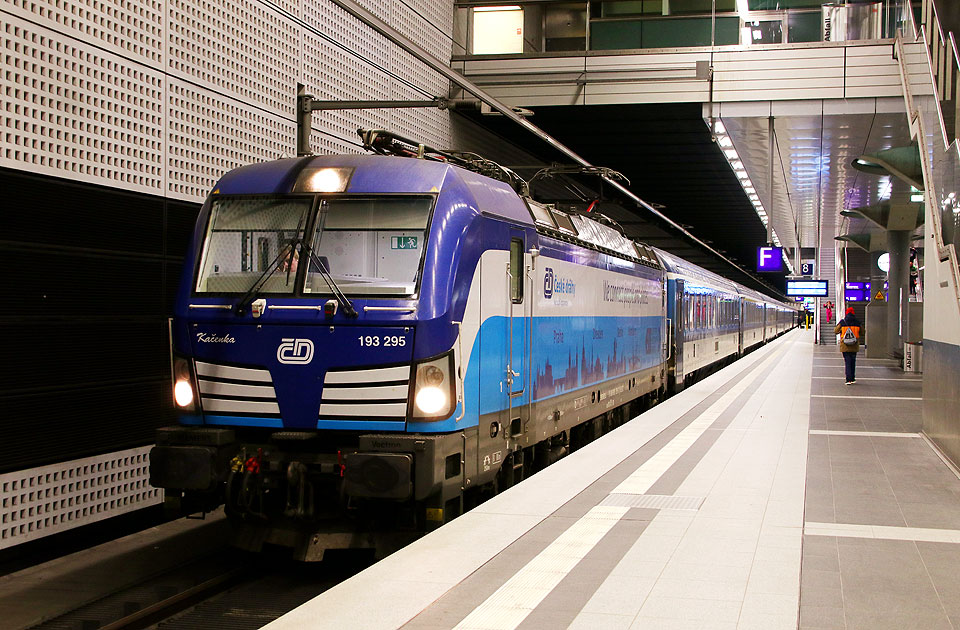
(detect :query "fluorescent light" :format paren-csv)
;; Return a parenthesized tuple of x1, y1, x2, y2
(731, 161, 744, 171)
(473, 5, 521, 11)
(724, 148, 739, 160)
(714, 120, 726, 134)
(718, 136, 733, 147)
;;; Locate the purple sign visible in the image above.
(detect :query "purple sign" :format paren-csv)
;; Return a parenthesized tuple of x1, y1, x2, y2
(756, 246, 783, 272)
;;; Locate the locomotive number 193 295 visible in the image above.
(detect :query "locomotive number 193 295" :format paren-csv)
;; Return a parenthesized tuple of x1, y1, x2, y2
(358, 335, 407, 347)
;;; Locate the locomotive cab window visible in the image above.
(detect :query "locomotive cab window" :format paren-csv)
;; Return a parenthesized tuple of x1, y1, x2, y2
(195, 196, 312, 294)
(510, 238, 523, 303)
(307, 195, 433, 296)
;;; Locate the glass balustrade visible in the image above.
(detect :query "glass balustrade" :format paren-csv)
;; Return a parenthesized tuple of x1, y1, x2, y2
(455, 0, 915, 56)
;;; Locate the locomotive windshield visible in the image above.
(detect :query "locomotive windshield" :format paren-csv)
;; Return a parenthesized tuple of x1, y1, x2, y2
(194, 196, 312, 294)
(305, 196, 433, 296)
(193, 194, 433, 296)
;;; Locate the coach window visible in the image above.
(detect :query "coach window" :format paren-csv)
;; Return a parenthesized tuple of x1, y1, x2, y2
(510, 238, 523, 303)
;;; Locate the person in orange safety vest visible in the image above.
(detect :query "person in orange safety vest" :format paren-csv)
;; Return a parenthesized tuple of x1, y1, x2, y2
(834, 307, 863, 384)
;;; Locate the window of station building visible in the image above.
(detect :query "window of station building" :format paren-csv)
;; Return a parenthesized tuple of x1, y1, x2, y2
(472, 6, 524, 55)
(545, 3, 588, 52)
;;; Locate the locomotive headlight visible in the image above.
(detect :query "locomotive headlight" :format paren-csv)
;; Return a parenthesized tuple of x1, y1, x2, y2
(174, 379, 195, 407)
(415, 386, 447, 415)
(412, 353, 455, 419)
(292, 167, 354, 193)
(171, 356, 197, 411)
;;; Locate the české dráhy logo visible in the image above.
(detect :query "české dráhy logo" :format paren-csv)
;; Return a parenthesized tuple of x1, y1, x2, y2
(543, 267, 575, 299)
(277, 338, 315, 365)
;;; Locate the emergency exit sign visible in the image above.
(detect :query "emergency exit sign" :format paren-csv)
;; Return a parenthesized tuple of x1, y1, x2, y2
(390, 236, 418, 250)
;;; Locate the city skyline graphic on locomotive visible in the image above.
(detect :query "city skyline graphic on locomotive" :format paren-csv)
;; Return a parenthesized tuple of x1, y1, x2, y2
(150, 129, 797, 559)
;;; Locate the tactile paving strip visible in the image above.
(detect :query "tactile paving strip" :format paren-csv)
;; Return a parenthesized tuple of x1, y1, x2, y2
(600, 493, 705, 511)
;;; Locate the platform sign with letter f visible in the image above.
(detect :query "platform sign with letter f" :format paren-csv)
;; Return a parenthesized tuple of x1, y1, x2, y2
(756, 246, 783, 272)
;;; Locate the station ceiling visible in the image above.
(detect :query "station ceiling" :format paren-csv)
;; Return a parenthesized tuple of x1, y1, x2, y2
(465, 103, 787, 295)
(462, 98, 915, 297)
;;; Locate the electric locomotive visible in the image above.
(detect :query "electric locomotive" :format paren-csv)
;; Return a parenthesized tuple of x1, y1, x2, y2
(150, 132, 668, 559)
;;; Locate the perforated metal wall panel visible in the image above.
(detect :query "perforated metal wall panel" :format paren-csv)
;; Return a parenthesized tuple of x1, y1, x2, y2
(2, 0, 457, 202)
(166, 79, 296, 200)
(0, 447, 161, 549)
(167, 0, 301, 118)
(1, 13, 166, 194)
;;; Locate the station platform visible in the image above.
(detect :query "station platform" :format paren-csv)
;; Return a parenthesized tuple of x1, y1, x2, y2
(265, 329, 957, 630)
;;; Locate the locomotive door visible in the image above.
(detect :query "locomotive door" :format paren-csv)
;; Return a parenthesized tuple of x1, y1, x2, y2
(507, 235, 527, 404)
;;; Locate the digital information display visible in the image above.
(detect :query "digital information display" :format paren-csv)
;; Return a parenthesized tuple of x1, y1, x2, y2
(756, 246, 783, 272)
(786, 280, 829, 297)
(845, 282, 868, 302)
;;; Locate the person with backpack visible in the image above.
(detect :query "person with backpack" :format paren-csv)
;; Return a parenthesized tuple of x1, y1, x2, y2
(834, 306, 863, 384)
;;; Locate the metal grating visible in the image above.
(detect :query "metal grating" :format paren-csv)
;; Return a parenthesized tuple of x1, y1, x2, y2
(601, 493, 705, 511)
(0, 14, 165, 193)
(4, 0, 165, 65)
(0, 446, 161, 549)
(166, 79, 295, 201)
(167, 0, 300, 117)
(2, 0, 458, 204)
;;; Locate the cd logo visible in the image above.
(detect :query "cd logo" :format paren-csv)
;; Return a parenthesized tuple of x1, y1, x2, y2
(544, 267, 554, 298)
(277, 338, 314, 365)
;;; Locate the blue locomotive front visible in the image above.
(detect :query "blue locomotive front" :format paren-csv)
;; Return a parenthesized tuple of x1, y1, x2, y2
(151, 152, 668, 558)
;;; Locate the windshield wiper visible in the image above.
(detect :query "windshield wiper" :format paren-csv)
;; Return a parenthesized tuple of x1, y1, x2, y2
(234, 201, 311, 316)
(301, 243, 358, 318)
(234, 243, 300, 316)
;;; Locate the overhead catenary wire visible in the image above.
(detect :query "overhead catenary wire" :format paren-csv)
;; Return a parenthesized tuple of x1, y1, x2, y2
(328, 0, 783, 297)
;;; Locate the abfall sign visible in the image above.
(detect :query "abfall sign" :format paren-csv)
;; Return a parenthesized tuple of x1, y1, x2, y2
(756, 246, 783, 272)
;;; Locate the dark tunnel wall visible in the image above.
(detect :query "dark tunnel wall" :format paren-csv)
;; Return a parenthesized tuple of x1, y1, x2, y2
(0, 168, 200, 473)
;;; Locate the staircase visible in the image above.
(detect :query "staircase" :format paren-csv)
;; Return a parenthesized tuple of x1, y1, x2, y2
(819, 213, 839, 345)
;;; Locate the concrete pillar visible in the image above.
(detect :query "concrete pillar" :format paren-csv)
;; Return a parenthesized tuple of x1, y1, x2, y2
(886, 230, 910, 359)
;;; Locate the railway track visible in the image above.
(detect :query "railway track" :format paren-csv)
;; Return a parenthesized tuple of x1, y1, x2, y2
(28, 548, 374, 630)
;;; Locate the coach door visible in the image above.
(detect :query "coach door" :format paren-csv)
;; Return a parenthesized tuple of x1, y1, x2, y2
(673, 279, 685, 382)
(506, 235, 527, 409)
